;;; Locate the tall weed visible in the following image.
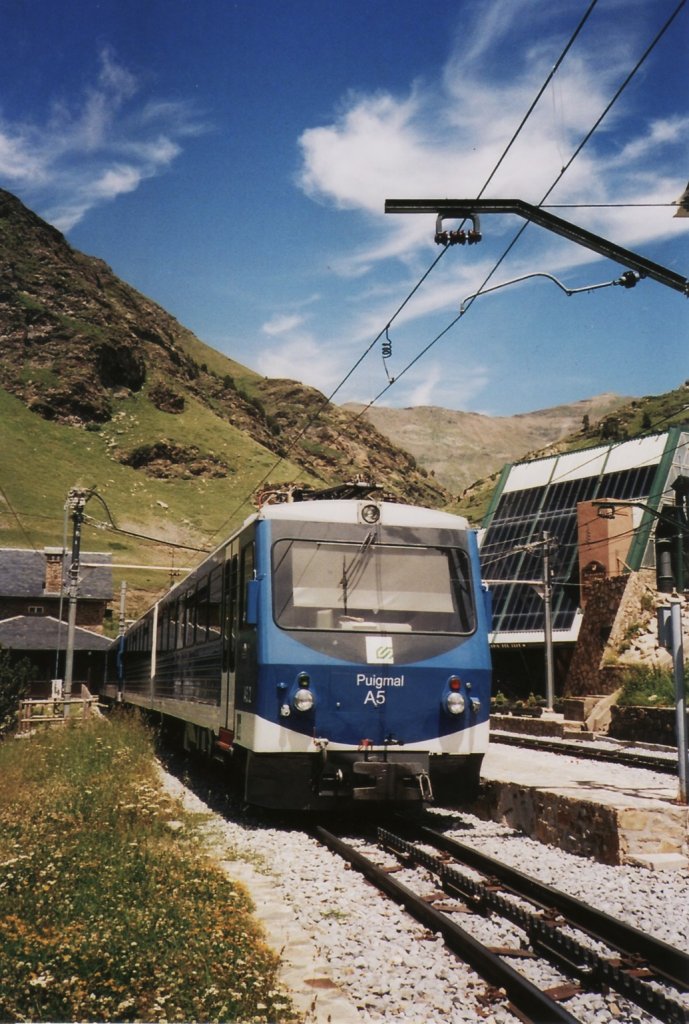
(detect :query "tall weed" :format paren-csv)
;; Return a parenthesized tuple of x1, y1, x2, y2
(0, 712, 298, 1023)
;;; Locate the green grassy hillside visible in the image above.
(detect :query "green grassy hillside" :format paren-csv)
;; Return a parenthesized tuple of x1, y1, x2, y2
(0, 388, 312, 620)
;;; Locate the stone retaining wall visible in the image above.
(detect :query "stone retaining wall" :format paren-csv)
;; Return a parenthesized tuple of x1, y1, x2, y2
(476, 781, 688, 866)
(609, 705, 688, 744)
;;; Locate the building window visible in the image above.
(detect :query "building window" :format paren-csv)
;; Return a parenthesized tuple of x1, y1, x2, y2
(28, 605, 45, 616)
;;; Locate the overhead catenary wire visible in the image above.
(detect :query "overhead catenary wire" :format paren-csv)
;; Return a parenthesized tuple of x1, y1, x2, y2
(207, 245, 452, 539)
(351, 0, 687, 418)
(205, 2, 605, 539)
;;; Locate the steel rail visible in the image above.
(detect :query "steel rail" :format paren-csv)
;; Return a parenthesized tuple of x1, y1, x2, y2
(315, 826, 581, 1024)
(399, 819, 689, 992)
(380, 828, 689, 1024)
(492, 732, 677, 775)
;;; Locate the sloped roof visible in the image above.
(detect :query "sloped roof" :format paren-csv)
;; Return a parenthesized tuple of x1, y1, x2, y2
(480, 429, 687, 644)
(0, 548, 113, 600)
(0, 615, 112, 651)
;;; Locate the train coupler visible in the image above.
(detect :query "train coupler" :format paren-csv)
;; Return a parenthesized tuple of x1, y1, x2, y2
(352, 760, 433, 803)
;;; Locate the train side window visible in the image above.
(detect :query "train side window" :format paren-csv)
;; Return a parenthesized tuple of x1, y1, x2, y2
(208, 566, 222, 641)
(239, 542, 255, 628)
(187, 587, 197, 646)
(175, 595, 186, 649)
(196, 579, 210, 643)
(157, 605, 166, 653)
(222, 553, 238, 672)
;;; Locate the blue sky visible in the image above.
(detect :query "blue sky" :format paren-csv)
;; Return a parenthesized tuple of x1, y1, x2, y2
(1, 0, 687, 416)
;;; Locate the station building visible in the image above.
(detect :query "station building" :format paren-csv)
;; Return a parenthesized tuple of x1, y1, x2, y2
(479, 427, 689, 699)
(0, 547, 113, 694)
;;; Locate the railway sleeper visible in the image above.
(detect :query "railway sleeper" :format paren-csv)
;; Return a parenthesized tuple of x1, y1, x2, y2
(379, 828, 689, 1024)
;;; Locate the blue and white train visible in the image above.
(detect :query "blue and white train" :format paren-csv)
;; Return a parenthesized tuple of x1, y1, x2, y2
(107, 486, 492, 810)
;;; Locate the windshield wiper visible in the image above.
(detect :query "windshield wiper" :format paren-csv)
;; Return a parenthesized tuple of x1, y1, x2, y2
(340, 528, 377, 613)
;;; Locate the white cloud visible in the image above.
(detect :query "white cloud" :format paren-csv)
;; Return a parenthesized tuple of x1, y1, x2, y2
(287, 4, 688, 412)
(296, 5, 688, 288)
(262, 312, 307, 336)
(0, 47, 206, 230)
(255, 332, 345, 392)
(405, 361, 491, 409)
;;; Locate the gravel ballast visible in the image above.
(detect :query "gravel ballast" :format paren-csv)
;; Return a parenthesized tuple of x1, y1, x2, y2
(161, 769, 689, 1024)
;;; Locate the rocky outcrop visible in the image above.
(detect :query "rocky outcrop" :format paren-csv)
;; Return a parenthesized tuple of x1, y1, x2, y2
(0, 188, 446, 505)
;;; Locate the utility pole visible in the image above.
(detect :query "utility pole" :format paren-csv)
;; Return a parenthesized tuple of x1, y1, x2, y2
(63, 488, 89, 715)
(512, 532, 558, 711)
(541, 532, 555, 713)
(670, 596, 688, 805)
(658, 596, 688, 805)
(116, 580, 127, 701)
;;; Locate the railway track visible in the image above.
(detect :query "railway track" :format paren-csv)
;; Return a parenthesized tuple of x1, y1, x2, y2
(316, 821, 689, 1024)
(492, 730, 679, 774)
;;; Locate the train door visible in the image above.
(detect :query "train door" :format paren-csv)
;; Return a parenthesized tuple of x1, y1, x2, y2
(235, 538, 258, 714)
(220, 544, 238, 734)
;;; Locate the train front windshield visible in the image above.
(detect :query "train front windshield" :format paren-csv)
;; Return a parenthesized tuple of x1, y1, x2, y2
(272, 539, 475, 634)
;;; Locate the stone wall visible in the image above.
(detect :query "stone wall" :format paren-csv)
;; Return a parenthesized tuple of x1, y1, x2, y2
(475, 780, 688, 864)
(564, 575, 629, 696)
(565, 571, 687, 697)
(609, 705, 689, 744)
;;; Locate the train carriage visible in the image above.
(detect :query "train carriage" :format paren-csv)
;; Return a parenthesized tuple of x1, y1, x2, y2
(107, 487, 492, 810)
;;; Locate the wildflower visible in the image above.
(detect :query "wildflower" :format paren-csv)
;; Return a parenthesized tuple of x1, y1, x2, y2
(29, 973, 54, 988)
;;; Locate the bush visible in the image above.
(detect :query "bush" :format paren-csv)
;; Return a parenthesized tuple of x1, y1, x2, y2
(617, 664, 677, 707)
(0, 647, 32, 735)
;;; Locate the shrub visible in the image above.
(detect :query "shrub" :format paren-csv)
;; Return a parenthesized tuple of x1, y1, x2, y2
(0, 647, 32, 735)
(617, 664, 676, 707)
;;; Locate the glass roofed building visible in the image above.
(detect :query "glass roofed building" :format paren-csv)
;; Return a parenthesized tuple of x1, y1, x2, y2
(479, 427, 689, 696)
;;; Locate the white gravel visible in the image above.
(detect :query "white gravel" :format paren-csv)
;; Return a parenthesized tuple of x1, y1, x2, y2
(161, 770, 689, 1024)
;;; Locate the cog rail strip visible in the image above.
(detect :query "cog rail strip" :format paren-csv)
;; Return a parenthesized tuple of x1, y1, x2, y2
(382, 823, 689, 1024)
(316, 825, 581, 1024)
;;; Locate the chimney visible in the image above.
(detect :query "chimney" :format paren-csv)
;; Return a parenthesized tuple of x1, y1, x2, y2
(44, 548, 65, 594)
(576, 501, 634, 606)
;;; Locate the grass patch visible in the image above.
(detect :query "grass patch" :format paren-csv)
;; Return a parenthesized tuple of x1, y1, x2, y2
(0, 712, 299, 1023)
(616, 664, 678, 707)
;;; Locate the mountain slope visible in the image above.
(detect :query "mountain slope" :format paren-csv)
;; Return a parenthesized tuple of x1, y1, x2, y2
(343, 394, 632, 493)
(0, 187, 447, 507)
(0, 188, 446, 616)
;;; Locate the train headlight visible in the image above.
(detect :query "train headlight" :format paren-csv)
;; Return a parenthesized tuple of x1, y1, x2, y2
(445, 691, 465, 715)
(292, 672, 315, 711)
(360, 503, 381, 524)
(293, 687, 315, 712)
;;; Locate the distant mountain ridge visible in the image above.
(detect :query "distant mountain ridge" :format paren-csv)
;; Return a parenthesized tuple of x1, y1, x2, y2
(343, 394, 632, 491)
(0, 183, 686, 618)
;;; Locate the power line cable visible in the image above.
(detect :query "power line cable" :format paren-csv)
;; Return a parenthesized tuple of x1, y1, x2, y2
(350, 0, 687, 419)
(206, 1, 603, 539)
(0, 482, 38, 551)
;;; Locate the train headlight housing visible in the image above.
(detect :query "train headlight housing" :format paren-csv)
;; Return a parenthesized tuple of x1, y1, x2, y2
(360, 503, 381, 524)
(293, 673, 315, 712)
(444, 676, 465, 715)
